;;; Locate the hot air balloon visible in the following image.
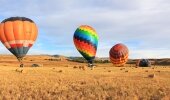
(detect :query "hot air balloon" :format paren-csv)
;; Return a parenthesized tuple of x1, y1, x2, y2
(0, 17, 38, 67)
(136, 59, 151, 67)
(73, 25, 98, 68)
(109, 43, 129, 67)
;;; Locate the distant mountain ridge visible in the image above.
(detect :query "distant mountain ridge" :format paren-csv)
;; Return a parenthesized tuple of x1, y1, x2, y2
(51, 55, 170, 65)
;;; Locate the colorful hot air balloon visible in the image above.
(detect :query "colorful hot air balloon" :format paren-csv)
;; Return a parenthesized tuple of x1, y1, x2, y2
(0, 17, 38, 67)
(73, 25, 98, 68)
(136, 59, 151, 67)
(109, 43, 129, 67)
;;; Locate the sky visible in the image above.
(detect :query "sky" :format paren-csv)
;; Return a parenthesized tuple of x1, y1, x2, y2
(0, 0, 170, 58)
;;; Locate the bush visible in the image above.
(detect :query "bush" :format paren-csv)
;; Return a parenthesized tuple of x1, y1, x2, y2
(31, 64, 43, 67)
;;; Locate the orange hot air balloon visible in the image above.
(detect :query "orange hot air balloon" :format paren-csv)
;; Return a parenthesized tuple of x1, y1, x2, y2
(0, 17, 38, 67)
(109, 43, 129, 67)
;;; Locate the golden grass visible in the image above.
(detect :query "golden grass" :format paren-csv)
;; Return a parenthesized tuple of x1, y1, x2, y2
(0, 55, 169, 100)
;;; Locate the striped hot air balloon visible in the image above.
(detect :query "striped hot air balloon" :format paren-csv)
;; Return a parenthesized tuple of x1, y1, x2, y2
(73, 25, 98, 68)
(109, 43, 129, 67)
(0, 17, 38, 67)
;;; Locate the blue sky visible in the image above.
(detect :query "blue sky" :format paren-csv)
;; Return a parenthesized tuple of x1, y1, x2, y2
(0, 0, 170, 58)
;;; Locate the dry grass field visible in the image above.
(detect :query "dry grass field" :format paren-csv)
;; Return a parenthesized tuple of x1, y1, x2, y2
(0, 55, 169, 100)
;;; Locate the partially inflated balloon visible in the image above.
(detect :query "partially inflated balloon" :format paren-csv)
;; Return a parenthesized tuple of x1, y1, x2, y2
(109, 43, 129, 66)
(0, 17, 38, 67)
(136, 59, 151, 67)
(73, 25, 98, 65)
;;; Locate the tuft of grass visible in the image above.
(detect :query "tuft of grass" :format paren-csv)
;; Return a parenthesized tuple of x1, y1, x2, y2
(108, 70, 111, 72)
(73, 66, 78, 69)
(78, 66, 86, 70)
(58, 70, 63, 73)
(145, 70, 148, 72)
(148, 74, 156, 78)
(120, 68, 125, 70)
(15, 68, 23, 73)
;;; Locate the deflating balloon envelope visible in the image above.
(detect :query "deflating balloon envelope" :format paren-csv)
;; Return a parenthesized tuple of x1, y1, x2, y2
(0, 17, 38, 67)
(136, 59, 151, 67)
(73, 25, 98, 67)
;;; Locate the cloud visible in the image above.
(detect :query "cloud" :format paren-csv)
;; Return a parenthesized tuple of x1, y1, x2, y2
(0, 0, 169, 58)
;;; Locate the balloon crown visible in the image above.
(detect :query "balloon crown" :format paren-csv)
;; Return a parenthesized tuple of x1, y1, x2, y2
(1, 17, 34, 23)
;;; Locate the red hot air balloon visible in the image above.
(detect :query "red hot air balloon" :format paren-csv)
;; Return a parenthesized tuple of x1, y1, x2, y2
(109, 43, 129, 67)
(0, 17, 38, 67)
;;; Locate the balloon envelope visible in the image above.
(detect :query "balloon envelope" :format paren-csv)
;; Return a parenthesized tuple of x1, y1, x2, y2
(0, 17, 38, 59)
(73, 25, 98, 64)
(109, 43, 129, 66)
(136, 59, 151, 67)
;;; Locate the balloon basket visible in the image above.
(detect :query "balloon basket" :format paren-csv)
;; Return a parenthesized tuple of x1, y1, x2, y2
(88, 63, 94, 70)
